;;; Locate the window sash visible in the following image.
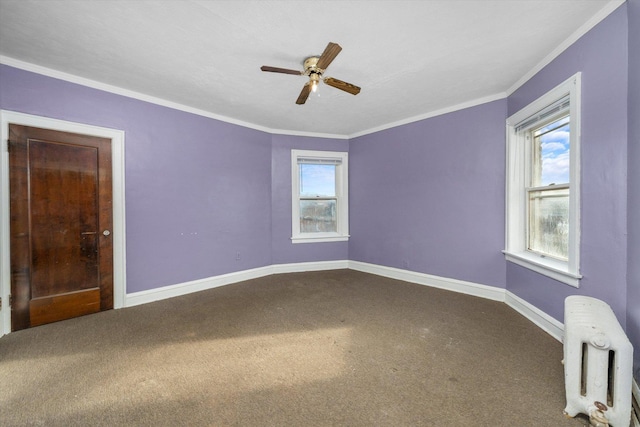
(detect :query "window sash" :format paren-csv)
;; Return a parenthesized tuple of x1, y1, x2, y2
(299, 163, 336, 197)
(299, 198, 337, 233)
(504, 72, 581, 287)
(530, 115, 570, 188)
(524, 112, 571, 261)
(526, 185, 570, 261)
(291, 149, 349, 243)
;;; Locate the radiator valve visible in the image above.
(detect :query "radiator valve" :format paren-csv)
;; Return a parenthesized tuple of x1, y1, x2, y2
(589, 401, 610, 427)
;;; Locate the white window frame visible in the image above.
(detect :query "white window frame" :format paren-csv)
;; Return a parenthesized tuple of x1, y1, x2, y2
(291, 149, 349, 244)
(504, 73, 582, 287)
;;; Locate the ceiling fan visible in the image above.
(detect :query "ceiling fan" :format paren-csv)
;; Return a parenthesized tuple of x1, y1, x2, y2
(261, 42, 361, 105)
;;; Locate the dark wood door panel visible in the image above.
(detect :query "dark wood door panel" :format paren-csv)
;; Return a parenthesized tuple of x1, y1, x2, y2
(8, 131, 31, 331)
(30, 289, 101, 327)
(9, 124, 113, 331)
(30, 140, 100, 298)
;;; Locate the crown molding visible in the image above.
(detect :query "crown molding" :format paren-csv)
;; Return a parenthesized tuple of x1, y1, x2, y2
(1, 55, 501, 140)
(348, 92, 507, 139)
(0, 56, 348, 140)
(506, 0, 626, 96)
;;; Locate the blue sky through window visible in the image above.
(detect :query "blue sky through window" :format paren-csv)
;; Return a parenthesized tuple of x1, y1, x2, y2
(535, 116, 570, 185)
(300, 164, 336, 197)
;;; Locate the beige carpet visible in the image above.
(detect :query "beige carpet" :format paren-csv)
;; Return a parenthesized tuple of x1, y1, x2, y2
(0, 269, 589, 426)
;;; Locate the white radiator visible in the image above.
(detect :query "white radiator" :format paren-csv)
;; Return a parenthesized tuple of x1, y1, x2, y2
(564, 295, 634, 427)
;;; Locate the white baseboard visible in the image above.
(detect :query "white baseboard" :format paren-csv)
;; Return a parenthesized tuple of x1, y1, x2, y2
(32, 257, 640, 416)
(347, 260, 506, 302)
(504, 290, 564, 342)
(347, 261, 566, 342)
(126, 265, 274, 307)
(271, 260, 349, 275)
(126, 260, 567, 351)
(125, 260, 349, 307)
(112, 259, 640, 411)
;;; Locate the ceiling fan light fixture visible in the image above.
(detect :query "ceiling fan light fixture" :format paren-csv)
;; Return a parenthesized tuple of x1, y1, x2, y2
(261, 42, 361, 105)
(310, 73, 320, 93)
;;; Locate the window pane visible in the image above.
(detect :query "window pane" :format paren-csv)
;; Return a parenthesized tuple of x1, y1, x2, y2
(532, 116, 570, 186)
(300, 164, 335, 197)
(528, 187, 569, 260)
(300, 199, 337, 233)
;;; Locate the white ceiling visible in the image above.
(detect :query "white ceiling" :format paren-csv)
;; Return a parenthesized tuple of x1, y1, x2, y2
(0, 0, 624, 138)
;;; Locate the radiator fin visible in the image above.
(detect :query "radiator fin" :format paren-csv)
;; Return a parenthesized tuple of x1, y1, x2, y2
(564, 296, 633, 427)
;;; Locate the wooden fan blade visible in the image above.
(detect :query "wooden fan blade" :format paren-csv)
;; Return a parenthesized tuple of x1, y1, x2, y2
(324, 77, 361, 95)
(316, 42, 342, 70)
(296, 83, 312, 105)
(261, 65, 303, 75)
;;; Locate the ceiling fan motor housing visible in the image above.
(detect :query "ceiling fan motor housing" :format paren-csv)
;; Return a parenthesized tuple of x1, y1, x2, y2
(303, 56, 322, 76)
(261, 43, 360, 104)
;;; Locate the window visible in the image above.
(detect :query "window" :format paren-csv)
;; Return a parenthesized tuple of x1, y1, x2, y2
(504, 73, 581, 287)
(291, 149, 349, 243)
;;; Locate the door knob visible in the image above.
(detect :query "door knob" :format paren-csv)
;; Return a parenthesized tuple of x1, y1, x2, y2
(103, 230, 111, 236)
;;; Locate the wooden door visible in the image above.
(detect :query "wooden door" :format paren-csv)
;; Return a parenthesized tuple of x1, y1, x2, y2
(9, 124, 113, 331)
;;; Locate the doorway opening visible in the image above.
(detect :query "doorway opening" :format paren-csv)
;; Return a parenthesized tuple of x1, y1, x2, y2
(0, 111, 126, 335)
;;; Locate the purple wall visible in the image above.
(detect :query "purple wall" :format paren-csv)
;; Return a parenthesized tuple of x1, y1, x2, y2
(0, 3, 637, 379)
(0, 64, 273, 293)
(506, 4, 629, 325)
(271, 134, 349, 264)
(0, 64, 352, 293)
(349, 99, 507, 288)
(627, 0, 640, 381)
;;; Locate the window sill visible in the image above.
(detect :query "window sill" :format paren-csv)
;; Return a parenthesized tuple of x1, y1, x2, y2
(291, 234, 349, 244)
(503, 250, 581, 288)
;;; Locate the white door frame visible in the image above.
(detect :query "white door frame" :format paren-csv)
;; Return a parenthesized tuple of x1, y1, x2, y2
(0, 110, 126, 336)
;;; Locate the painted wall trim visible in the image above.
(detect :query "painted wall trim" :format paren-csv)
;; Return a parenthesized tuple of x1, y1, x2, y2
(0, 56, 347, 140)
(504, 290, 565, 342)
(0, 110, 127, 336)
(126, 260, 350, 307)
(506, 0, 625, 96)
(347, 260, 506, 302)
(0, 0, 624, 143)
(345, 261, 566, 342)
(125, 261, 638, 419)
(347, 92, 507, 139)
(0, 55, 498, 141)
(126, 265, 274, 307)
(127, 260, 567, 347)
(271, 260, 350, 275)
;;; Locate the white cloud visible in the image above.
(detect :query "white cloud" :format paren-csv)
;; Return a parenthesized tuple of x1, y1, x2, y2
(541, 141, 567, 153)
(542, 151, 570, 184)
(541, 129, 570, 145)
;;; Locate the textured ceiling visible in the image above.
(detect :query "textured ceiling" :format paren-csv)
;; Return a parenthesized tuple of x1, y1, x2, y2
(0, 0, 624, 137)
